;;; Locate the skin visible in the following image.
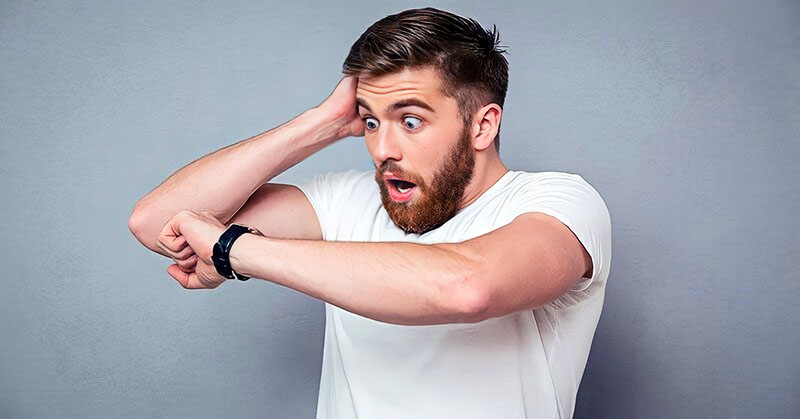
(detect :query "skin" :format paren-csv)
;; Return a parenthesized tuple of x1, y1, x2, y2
(357, 66, 509, 235)
(374, 124, 474, 235)
(158, 67, 511, 289)
(160, 67, 508, 245)
(152, 71, 592, 326)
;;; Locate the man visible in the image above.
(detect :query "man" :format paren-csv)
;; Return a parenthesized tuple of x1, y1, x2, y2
(128, 7, 611, 419)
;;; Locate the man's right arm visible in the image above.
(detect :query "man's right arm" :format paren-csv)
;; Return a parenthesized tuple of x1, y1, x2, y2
(128, 76, 364, 257)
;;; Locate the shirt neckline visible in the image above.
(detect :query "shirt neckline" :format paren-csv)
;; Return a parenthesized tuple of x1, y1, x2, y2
(375, 168, 518, 237)
(452, 169, 515, 217)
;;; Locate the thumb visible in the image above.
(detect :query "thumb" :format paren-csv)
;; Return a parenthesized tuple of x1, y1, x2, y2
(167, 263, 193, 288)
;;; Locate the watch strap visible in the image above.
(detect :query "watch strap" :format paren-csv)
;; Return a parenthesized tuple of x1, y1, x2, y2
(212, 223, 262, 281)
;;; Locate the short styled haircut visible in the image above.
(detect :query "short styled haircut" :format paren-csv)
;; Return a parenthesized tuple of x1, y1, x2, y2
(342, 7, 509, 152)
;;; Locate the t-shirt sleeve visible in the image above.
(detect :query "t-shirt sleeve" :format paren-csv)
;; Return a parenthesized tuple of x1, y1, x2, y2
(509, 172, 612, 292)
(283, 169, 364, 241)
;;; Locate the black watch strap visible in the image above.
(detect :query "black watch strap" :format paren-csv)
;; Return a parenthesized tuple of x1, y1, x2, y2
(212, 224, 262, 281)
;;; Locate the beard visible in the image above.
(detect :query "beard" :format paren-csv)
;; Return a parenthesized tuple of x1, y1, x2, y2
(374, 123, 476, 235)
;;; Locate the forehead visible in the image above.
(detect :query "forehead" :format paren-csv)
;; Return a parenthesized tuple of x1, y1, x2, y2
(356, 67, 453, 113)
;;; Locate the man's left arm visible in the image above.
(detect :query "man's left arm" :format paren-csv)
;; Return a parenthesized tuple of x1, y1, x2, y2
(229, 211, 591, 326)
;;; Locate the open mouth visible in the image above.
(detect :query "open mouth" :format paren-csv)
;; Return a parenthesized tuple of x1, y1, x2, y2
(387, 179, 417, 201)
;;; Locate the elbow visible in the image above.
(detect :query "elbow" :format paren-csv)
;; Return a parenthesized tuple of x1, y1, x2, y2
(450, 264, 491, 324)
(128, 201, 148, 237)
(432, 242, 490, 324)
(127, 208, 141, 237)
(128, 203, 157, 251)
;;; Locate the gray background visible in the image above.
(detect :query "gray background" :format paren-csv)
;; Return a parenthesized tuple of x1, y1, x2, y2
(1, 0, 798, 418)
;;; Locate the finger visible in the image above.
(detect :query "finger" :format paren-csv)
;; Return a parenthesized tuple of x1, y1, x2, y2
(173, 234, 188, 250)
(173, 244, 195, 260)
(157, 216, 189, 252)
(176, 254, 198, 272)
(156, 239, 195, 260)
(168, 263, 206, 289)
(167, 263, 190, 288)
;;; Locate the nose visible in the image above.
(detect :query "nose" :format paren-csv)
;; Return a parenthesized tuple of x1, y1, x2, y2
(369, 123, 403, 165)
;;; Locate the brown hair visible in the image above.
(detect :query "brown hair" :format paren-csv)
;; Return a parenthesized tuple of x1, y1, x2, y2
(342, 7, 509, 153)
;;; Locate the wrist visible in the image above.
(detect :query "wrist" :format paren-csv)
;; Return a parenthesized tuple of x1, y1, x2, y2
(303, 106, 350, 142)
(264, 108, 344, 175)
(228, 233, 269, 279)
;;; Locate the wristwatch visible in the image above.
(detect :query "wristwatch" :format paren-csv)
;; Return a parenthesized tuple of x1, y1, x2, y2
(212, 223, 264, 281)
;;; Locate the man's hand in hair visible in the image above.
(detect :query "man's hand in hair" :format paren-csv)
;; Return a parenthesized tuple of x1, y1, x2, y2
(315, 76, 365, 140)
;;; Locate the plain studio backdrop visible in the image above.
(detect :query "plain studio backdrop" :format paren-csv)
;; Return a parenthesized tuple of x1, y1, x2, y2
(1, 1, 798, 418)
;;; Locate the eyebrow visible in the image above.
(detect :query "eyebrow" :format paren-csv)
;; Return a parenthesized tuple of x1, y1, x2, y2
(356, 97, 436, 115)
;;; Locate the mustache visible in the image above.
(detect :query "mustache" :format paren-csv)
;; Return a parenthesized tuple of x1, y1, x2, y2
(377, 162, 419, 185)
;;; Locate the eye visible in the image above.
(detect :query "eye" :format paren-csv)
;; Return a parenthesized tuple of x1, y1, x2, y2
(363, 117, 379, 131)
(402, 116, 422, 130)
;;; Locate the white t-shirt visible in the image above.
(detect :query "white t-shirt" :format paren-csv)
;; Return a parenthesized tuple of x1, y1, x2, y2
(287, 169, 612, 419)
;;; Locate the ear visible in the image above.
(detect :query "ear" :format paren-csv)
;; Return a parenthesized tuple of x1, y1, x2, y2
(470, 103, 503, 152)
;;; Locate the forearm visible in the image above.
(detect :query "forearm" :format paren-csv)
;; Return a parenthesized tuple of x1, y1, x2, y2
(228, 235, 484, 326)
(129, 107, 341, 252)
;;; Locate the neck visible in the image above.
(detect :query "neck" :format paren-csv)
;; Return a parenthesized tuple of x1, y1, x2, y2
(458, 154, 509, 211)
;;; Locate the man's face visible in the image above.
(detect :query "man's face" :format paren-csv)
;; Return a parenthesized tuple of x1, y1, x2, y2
(356, 66, 476, 235)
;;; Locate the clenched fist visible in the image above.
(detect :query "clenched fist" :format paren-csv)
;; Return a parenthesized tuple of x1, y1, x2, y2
(156, 210, 228, 289)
